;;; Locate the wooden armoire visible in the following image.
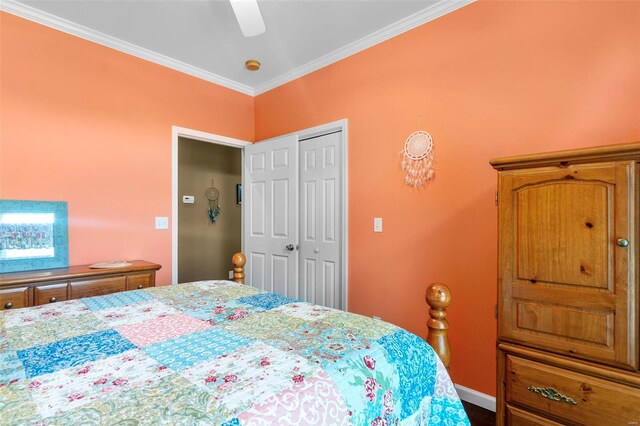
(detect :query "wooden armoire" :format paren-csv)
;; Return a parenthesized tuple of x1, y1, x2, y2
(491, 143, 640, 425)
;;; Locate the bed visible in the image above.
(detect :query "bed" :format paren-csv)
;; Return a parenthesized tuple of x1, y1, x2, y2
(0, 253, 469, 425)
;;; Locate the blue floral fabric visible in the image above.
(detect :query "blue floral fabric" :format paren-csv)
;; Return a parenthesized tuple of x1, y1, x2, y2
(237, 293, 301, 310)
(17, 329, 136, 377)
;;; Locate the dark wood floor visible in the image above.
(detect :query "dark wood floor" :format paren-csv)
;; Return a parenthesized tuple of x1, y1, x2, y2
(462, 401, 496, 426)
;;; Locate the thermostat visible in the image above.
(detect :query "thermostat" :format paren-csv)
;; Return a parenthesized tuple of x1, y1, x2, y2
(182, 195, 195, 204)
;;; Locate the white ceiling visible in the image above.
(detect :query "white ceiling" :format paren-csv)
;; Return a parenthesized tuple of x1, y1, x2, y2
(3, 0, 472, 95)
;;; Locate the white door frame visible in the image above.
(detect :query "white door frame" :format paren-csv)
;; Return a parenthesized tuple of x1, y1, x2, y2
(171, 126, 251, 284)
(258, 119, 349, 310)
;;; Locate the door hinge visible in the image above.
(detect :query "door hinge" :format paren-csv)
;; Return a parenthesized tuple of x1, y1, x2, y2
(495, 191, 498, 206)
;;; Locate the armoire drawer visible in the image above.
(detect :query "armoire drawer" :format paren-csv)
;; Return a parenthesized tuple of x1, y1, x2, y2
(34, 283, 68, 305)
(70, 276, 127, 299)
(505, 354, 640, 425)
(0, 286, 30, 310)
(506, 405, 563, 426)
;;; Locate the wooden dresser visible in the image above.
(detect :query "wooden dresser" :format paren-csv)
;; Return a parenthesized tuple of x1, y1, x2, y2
(491, 143, 640, 425)
(0, 261, 161, 310)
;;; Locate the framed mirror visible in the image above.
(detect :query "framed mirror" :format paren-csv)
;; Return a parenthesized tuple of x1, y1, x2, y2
(0, 200, 69, 273)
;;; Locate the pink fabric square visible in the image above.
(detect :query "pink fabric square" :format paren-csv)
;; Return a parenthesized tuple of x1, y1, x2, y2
(115, 313, 212, 347)
(237, 372, 350, 425)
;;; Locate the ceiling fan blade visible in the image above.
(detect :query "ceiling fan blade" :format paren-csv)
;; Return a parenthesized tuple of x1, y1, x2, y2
(229, 0, 266, 37)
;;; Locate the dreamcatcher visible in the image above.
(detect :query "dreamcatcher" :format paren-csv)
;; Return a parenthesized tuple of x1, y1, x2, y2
(401, 130, 435, 188)
(205, 180, 221, 224)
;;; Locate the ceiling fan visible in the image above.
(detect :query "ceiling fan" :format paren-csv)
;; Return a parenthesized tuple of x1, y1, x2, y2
(229, 0, 266, 37)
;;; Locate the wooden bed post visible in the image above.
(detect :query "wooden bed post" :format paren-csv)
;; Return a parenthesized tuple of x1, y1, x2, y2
(232, 252, 246, 284)
(425, 283, 452, 368)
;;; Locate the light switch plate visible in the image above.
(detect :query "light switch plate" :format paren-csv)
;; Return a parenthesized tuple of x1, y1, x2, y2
(182, 195, 195, 204)
(155, 216, 169, 230)
(228, 270, 234, 280)
(374, 217, 383, 233)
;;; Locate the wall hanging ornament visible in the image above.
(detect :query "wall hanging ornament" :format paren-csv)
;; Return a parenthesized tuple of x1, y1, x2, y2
(401, 130, 435, 188)
(205, 180, 221, 224)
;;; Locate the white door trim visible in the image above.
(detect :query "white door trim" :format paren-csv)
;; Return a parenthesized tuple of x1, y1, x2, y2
(263, 119, 349, 310)
(171, 126, 251, 285)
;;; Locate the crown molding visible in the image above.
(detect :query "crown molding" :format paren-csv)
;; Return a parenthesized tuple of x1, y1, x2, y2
(0, 0, 255, 96)
(253, 0, 475, 95)
(1, 0, 474, 98)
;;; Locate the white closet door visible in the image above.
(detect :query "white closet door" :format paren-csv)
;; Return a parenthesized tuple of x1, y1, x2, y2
(299, 132, 342, 310)
(243, 135, 299, 298)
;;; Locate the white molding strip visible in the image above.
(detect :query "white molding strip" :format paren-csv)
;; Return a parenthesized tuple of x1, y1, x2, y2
(455, 384, 496, 412)
(1, 0, 474, 97)
(253, 0, 475, 95)
(0, 0, 255, 96)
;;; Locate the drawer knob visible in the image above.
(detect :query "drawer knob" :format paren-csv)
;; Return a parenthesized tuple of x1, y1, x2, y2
(49, 297, 57, 303)
(616, 238, 629, 247)
(4, 302, 13, 309)
(528, 386, 577, 406)
(137, 284, 144, 289)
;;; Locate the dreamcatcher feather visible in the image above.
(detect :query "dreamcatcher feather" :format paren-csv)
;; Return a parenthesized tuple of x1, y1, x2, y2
(401, 130, 435, 187)
(205, 182, 221, 224)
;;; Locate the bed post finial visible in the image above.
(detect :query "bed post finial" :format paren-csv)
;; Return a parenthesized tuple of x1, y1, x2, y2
(232, 252, 246, 284)
(425, 283, 452, 368)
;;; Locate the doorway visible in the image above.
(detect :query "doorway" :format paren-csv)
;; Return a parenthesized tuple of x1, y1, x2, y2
(177, 137, 241, 283)
(171, 126, 251, 284)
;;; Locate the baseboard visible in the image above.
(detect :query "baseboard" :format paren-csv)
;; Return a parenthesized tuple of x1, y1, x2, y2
(455, 384, 496, 412)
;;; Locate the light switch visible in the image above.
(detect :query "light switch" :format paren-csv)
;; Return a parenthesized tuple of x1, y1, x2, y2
(374, 217, 383, 233)
(155, 216, 169, 230)
(182, 195, 195, 204)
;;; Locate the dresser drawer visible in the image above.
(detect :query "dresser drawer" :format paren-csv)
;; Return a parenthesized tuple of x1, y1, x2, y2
(505, 355, 640, 425)
(70, 276, 126, 299)
(34, 283, 68, 305)
(126, 272, 153, 290)
(0, 287, 31, 310)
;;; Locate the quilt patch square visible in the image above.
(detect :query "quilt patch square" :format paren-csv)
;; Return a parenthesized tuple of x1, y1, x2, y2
(93, 300, 178, 328)
(5, 313, 107, 350)
(266, 320, 374, 367)
(321, 310, 400, 340)
(42, 374, 233, 426)
(325, 343, 401, 425)
(203, 284, 262, 302)
(0, 300, 90, 329)
(143, 327, 253, 371)
(82, 290, 153, 311)
(115, 313, 212, 347)
(237, 370, 350, 425)
(0, 351, 25, 386)
(222, 310, 305, 339)
(27, 349, 172, 418)
(272, 302, 334, 321)
(378, 330, 438, 419)
(0, 381, 41, 426)
(17, 329, 136, 378)
(180, 342, 321, 414)
(191, 280, 242, 291)
(180, 300, 265, 324)
(237, 293, 300, 310)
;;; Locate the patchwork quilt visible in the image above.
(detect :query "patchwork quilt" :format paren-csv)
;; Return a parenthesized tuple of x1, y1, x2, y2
(0, 280, 469, 425)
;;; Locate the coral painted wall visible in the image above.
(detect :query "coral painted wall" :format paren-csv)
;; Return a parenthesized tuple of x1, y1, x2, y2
(0, 12, 254, 285)
(254, 1, 640, 395)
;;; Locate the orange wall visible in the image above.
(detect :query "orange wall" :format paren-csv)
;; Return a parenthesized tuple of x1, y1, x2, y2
(255, 1, 640, 395)
(0, 13, 254, 285)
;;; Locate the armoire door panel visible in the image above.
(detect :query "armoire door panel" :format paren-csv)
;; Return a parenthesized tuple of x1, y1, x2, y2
(515, 181, 612, 289)
(498, 161, 636, 369)
(515, 301, 613, 346)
